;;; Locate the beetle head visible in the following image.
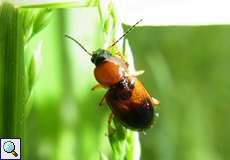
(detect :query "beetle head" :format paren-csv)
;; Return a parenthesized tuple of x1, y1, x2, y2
(91, 49, 112, 65)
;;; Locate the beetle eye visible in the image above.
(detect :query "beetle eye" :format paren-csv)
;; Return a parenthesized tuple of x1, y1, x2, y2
(91, 54, 97, 64)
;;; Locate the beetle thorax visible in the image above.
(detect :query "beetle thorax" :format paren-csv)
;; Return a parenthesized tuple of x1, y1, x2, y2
(94, 58, 126, 87)
(92, 49, 127, 87)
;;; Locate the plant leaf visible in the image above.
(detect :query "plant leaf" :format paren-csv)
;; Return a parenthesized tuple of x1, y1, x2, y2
(20, 8, 53, 43)
(15, 0, 97, 8)
(32, 8, 52, 37)
(28, 42, 42, 92)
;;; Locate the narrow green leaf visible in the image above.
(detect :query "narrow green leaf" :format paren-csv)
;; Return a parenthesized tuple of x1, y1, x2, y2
(16, 0, 97, 8)
(20, 8, 53, 43)
(24, 42, 42, 118)
(98, 0, 142, 159)
(100, 152, 109, 160)
(0, 2, 26, 138)
(28, 42, 42, 93)
(126, 131, 141, 160)
(32, 9, 52, 39)
(108, 118, 127, 160)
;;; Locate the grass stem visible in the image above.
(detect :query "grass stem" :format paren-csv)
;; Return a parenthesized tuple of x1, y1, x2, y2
(0, 2, 26, 138)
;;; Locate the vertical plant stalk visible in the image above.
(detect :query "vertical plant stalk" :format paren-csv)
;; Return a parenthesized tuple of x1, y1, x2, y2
(0, 3, 26, 138)
(97, 0, 141, 159)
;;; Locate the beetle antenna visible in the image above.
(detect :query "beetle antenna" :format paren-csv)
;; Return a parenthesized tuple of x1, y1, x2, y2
(109, 19, 143, 48)
(65, 34, 92, 56)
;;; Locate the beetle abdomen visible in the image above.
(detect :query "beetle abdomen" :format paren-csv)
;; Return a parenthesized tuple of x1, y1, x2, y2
(106, 77, 155, 130)
(116, 99, 154, 130)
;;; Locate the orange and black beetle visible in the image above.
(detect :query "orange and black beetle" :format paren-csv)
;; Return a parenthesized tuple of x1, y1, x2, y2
(66, 20, 159, 130)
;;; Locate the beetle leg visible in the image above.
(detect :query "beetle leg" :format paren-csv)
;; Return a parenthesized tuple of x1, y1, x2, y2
(99, 93, 106, 106)
(108, 113, 114, 125)
(108, 44, 129, 67)
(134, 70, 145, 76)
(113, 45, 129, 65)
(116, 52, 126, 61)
(91, 84, 104, 91)
(107, 113, 116, 136)
(152, 97, 160, 105)
(125, 70, 145, 77)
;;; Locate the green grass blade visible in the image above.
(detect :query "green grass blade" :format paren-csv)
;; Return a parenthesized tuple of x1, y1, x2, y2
(16, 0, 97, 8)
(0, 2, 26, 138)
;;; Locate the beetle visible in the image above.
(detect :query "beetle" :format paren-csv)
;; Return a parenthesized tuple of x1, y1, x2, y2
(65, 19, 159, 130)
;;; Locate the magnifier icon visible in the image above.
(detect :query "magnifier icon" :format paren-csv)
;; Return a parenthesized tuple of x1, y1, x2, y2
(3, 141, 18, 157)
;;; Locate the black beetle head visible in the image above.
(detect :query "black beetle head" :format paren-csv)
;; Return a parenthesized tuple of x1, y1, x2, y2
(91, 49, 112, 65)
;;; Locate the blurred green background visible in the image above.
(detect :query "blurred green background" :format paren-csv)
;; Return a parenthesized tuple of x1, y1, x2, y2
(25, 8, 230, 160)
